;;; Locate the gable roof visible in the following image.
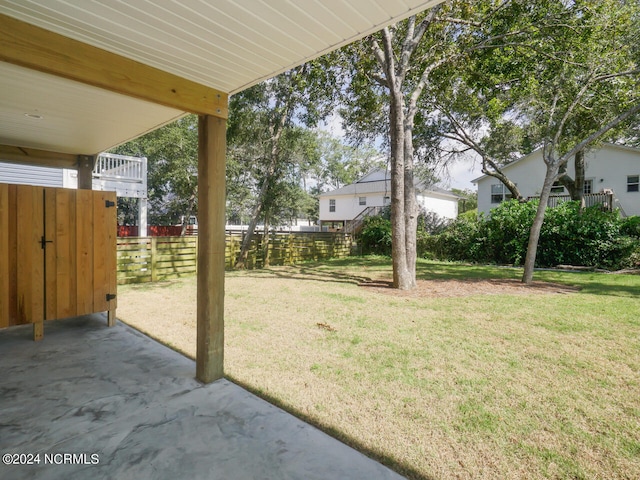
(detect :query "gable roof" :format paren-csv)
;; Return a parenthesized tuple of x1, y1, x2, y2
(471, 143, 640, 184)
(319, 169, 461, 199)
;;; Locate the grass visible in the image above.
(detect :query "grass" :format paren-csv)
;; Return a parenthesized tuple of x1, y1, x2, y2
(116, 257, 640, 480)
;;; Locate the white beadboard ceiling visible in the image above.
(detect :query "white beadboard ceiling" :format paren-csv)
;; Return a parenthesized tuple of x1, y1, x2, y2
(0, 0, 442, 158)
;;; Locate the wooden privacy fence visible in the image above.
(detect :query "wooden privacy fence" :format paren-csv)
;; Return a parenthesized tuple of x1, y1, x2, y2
(117, 232, 353, 284)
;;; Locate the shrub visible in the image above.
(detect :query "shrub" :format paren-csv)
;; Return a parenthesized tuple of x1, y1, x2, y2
(621, 216, 640, 238)
(431, 215, 484, 262)
(427, 200, 639, 270)
(359, 215, 392, 256)
(480, 199, 537, 265)
(418, 210, 451, 235)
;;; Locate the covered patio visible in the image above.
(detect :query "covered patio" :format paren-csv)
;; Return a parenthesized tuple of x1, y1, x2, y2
(0, 1, 441, 477)
(0, 316, 403, 479)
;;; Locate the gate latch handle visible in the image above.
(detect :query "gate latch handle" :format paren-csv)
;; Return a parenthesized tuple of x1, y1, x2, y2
(40, 236, 53, 249)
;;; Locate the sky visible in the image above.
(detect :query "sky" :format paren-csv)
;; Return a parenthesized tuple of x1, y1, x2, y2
(446, 158, 482, 191)
(319, 113, 482, 192)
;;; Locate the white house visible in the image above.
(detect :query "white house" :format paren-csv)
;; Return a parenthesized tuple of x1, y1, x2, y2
(319, 169, 460, 230)
(473, 143, 640, 217)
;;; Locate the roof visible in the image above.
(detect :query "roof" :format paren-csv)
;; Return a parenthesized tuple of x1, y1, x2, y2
(471, 142, 640, 184)
(0, 0, 443, 163)
(319, 169, 461, 199)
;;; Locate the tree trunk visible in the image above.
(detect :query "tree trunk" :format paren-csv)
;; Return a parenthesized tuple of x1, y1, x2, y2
(235, 190, 265, 269)
(262, 211, 271, 268)
(403, 125, 418, 288)
(389, 90, 411, 290)
(235, 151, 280, 268)
(522, 165, 559, 284)
(558, 150, 585, 208)
(481, 158, 524, 201)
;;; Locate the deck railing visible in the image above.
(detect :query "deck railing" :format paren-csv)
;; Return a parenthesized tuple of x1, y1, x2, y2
(94, 153, 146, 182)
(527, 192, 614, 211)
(345, 206, 385, 235)
(93, 152, 147, 198)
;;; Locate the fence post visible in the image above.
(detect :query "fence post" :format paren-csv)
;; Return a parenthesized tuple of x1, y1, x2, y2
(195, 235, 199, 273)
(288, 233, 294, 265)
(150, 237, 158, 282)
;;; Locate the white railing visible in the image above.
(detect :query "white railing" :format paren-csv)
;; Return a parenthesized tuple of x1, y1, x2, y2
(93, 153, 147, 199)
(94, 153, 146, 182)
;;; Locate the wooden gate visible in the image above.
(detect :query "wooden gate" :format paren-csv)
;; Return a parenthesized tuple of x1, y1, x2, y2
(0, 183, 117, 339)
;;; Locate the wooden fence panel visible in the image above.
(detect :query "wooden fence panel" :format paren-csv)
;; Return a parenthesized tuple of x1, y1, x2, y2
(117, 232, 352, 285)
(16, 185, 44, 325)
(0, 184, 8, 328)
(55, 188, 77, 319)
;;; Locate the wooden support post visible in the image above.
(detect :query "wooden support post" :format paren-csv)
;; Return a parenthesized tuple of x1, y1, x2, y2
(196, 115, 226, 383)
(77, 156, 94, 190)
(150, 237, 158, 283)
(107, 309, 116, 327)
(33, 320, 43, 341)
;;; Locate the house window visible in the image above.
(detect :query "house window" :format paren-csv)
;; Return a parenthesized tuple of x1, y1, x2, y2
(491, 183, 512, 204)
(359, 197, 367, 206)
(329, 199, 336, 212)
(583, 179, 593, 195)
(550, 181, 566, 194)
(628, 175, 639, 193)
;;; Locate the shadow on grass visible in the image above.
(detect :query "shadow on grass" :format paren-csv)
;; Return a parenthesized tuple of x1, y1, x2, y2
(225, 373, 438, 480)
(560, 279, 640, 298)
(261, 256, 640, 298)
(238, 259, 386, 286)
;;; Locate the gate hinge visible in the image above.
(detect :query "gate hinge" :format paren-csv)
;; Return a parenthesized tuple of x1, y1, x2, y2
(105, 200, 116, 208)
(106, 293, 117, 302)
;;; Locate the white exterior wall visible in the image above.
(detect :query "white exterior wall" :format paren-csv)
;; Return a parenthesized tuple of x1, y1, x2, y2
(319, 192, 388, 221)
(320, 191, 459, 221)
(0, 161, 64, 187)
(476, 145, 640, 217)
(418, 192, 458, 219)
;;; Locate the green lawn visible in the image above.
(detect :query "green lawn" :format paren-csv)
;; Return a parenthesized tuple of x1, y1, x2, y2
(117, 258, 640, 480)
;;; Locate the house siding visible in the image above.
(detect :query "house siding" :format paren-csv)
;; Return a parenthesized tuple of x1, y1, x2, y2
(319, 192, 388, 222)
(0, 161, 64, 187)
(475, 145, 640, 217)
(418, 192, 458, 218)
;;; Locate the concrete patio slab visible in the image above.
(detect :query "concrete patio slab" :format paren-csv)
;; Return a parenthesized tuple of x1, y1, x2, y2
(0, 315, 404, 480)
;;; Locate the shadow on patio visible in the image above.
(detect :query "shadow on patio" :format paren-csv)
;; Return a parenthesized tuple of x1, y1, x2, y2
(0, 315, 404, 480)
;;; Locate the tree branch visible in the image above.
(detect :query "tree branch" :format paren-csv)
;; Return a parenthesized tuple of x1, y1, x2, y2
(559, 103, 640, 165)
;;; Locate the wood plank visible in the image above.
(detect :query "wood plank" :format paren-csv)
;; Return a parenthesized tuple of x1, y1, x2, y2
(16, 185, 44, 325)
(43, 187, 57, 320)
(105, 191, 118, 314)
(7, 184, 18, 325)
(196, 115, 226, 383)
(75, 189, 94, 315)
(33, 320, 43, 341)
(92, 191, 109, 312)
(55, 189, 77, 319)
(0, 14, 228, 118)
(0, 145, 79, 169)
(0, 183, 8, 328)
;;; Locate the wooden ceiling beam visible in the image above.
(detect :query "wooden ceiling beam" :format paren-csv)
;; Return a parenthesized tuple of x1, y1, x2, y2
(0, 145, 81, 168)
(0, 14, 228, 118)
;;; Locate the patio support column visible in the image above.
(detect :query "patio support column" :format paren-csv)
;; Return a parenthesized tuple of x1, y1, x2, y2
(138, 197, 148, 237)
(196, 114, 226, 383)
(77, 155, 94, 190)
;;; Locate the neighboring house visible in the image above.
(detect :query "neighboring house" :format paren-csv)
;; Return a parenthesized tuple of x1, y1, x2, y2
(319, 169, 460, 231)
(473, 143, 640, 217)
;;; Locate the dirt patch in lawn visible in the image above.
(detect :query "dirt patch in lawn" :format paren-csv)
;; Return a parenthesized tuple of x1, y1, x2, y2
(360, 277, 580, 297)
